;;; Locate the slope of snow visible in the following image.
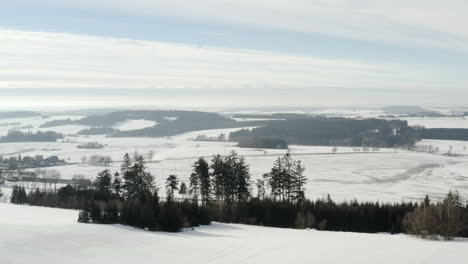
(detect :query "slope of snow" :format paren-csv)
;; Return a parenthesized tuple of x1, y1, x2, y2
(0, 115, 84, 136)
(0, 203, 466, 264)
(2, 116, 468, 203)
(113, 119, 158, 131)
(1, 132, 468, 202)
(405, 117, 468, 128)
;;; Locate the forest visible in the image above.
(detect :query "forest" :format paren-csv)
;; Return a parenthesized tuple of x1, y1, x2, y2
(421, 128, 468, 141)
(10, 152, 468, 239)
(230, 117, 420, 147)
(0, 130, 63, 143)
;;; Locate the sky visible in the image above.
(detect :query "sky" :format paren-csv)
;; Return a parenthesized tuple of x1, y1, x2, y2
(1, 0, 468, 110)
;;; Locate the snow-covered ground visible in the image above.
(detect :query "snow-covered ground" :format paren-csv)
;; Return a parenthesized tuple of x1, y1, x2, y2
(2, 116, 468, 203)
(0, 115, 85, 136)
(0, 203, 466, 264)
(405, 117, 468, 128)
(113, 119, 158, 131)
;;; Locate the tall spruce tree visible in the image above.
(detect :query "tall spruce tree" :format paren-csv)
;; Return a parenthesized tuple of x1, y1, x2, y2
(121, 154, 155, 202)
(234, 156, 250, 203)
(95, 169, 113, 200)
(165, 174, 179, 202)
(193, 157, 211, 206)
(292, 160, 307, 202)
(265, 153, 305, 202)
(113, 171, 122, 199)
(189, 172, 200, 203)
(179, 181, 187, 198)
(211, 154, 226, 203)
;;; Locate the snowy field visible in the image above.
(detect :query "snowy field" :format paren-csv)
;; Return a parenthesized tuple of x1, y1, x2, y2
(405, 117, 468, 128)
(0, 115, 85, 136)
(1, 115, 468, 202)
(0, 203, 466, 264)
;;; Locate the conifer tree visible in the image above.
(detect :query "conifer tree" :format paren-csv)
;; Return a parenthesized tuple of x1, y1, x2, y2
(256, 179, 266, 200)
(234, 156, 250, 203)
(211, 154, 226, 203)
(189, 172, 200, 203)
(113, 171, 122, 199)
(165, 174, 179, 202)
(95, 169, 113, 200)
(292, 160, 307, 202)
(179, 182, 187, 198)
(193, 157, 211, 205)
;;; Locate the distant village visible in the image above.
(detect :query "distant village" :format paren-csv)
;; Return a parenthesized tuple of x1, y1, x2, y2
(0, 155, 67, 182)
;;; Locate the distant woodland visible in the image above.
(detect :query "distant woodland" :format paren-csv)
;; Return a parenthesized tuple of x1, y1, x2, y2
(0, 130, 63, 143)
(230, 117, 420, 148)
(10, 152, 468, 239)
(421, 128, 468, 141)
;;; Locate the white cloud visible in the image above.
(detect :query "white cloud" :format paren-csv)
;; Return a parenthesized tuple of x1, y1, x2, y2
(29, 0, 468, 52)
(1, 28, 467, 109)
(1, 29, 464, 91)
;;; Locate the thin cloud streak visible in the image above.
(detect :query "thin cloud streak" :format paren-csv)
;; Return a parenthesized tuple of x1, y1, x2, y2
(1, 29, 466, 91)
(28, 0, 468, 53)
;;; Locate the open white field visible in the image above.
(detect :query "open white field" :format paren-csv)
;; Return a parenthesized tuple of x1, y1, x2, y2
(0, 203, 466, 264)
(2, 135, 467, 202)
(2, 116, 468, 203)
(404, 117, 468, 129)
(0, 115, 85, 136)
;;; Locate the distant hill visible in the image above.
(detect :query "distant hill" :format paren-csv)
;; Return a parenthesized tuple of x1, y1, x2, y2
(232, 113, 312, 119)
(229, 117, 420, 148)
(40, 119, 76, 128)
(40, 110, 262, 137)
(0, 130, 63, 143)
(381, 106, 430, 114)
(0, 111, 42, 119)
(77, 127, 118, 135)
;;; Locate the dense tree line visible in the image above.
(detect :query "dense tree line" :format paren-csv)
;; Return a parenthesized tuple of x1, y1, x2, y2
(74, 110, 262, 137)
(421, 128, 468, 141)
(403, 192, 468, 240)
(77, 127, 118, 136)
(0, 111, 41, 119)
(230, 117, 420, 148)
(236, 137, 288, 149)
(0, 130, 63, 143)
(9, 152, 468, 239)
(39, 119, 76, 128)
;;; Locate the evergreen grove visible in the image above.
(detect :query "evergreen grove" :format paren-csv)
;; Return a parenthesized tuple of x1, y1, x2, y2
(10, 152, 468, 239)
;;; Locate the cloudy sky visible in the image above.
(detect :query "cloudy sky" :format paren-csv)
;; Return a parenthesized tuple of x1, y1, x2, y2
(1, 0, 468, 109)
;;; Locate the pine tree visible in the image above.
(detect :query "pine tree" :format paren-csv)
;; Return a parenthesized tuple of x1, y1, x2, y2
(211, 154, 226, 203)
(189, 172, 200, 203)
(179, 182, 187, 198)
(264, 153, 306, 202)
(265, 157, 284, 201)
(121, 153, 132, 175)
(292, 160, 307, 202)
(121, 154, 155, 202)
(193, 157, 211, 206)
(441, 190, 464, 240)
(95, 169, 113, 200)
(165, 174, 179, 202)
(224, 152, 239, 203)
(113, 171, 122, 199)
(234, 156, 250, 203)
(256, 179, 266, 200)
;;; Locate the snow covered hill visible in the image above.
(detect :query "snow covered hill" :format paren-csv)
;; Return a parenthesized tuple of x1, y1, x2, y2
(0, 203, 467, 264)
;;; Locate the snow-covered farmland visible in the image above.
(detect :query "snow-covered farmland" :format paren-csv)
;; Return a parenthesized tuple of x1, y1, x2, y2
(0, 115, 85, 136)
(0, 203, 466, 264)
(405, 117, 468, 128)
(113, 119, 157, 131)
(2, 117, 468, 203)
